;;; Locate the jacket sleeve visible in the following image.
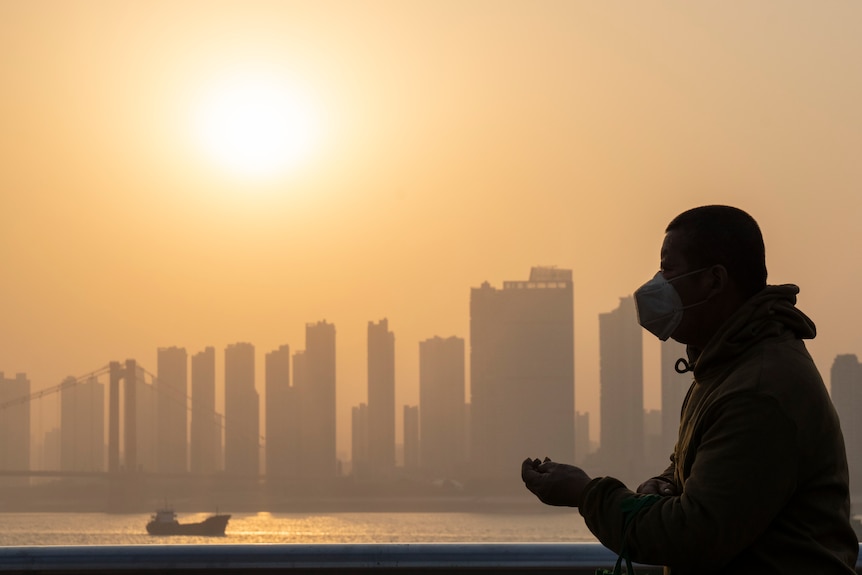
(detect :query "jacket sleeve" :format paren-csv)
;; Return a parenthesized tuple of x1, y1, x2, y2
(579, 393, 798, 571)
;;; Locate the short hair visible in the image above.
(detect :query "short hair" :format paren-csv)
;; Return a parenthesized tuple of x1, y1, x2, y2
(666, 205, 767, 298)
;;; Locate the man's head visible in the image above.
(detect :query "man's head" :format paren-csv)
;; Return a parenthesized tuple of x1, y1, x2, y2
(664, 205, 767, 299)
(636, 205, 767, 348)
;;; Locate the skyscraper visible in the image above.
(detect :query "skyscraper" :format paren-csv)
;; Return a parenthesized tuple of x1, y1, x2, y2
(403, 405, 420, 469)
(419, 335, 465, 478)
(574, 410, 590, 465)
(60, 375, 105, 471)
(0, 373, 30, 480)
(134, 363, 157, 472)
(470, 267, 574, 485)
(367, 319, 395, 470)
(224, 342, 259, 475)
(598, 295, 643, 485)
(831, 354, 862, 495)
(266, 344, 300, 478)
(351, 402, 369, 475)
(298, 321, 337, 477)
(190, 347, 220, 474)
(156, 346, 188, 473)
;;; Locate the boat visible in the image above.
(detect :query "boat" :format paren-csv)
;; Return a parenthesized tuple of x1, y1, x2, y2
(146, 507, 230, 536)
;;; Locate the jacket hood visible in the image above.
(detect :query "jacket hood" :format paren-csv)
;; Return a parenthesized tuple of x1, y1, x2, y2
(690, 284, 816, 377)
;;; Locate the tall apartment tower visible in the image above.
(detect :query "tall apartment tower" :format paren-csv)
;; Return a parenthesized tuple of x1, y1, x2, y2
(470, 267, 574, 485)
(0, 373, 30, 477)
(598, 296, 644, 485)
(297, 321, 337, 477)
(190, 347, 220, 474)
(224, 342, 259, 476)
(351, 403, 369, 475)
(403, 405, 420, 469)
(266, 345, 300, 478)
(367, 319, 395, 470)
(60, 376, 105, 471)
(574, 411, 590, 465)
(419, 336, 466, 478)
(660, 339, 691, 459)
(831, 354, 862, 495)
(156, 346, 188, 473)
(134, 363, 157, 472)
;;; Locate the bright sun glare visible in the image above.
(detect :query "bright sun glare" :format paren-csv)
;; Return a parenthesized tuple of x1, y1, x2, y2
(193, 71, 320, 181)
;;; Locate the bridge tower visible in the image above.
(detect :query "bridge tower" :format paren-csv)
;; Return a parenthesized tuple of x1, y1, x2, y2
(124, 359, 137, 472)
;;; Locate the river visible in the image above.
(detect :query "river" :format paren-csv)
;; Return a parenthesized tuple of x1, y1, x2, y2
(0, 511, 598, 546)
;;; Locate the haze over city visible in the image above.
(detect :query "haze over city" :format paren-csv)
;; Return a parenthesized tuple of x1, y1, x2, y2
(2, 1, 861, 463)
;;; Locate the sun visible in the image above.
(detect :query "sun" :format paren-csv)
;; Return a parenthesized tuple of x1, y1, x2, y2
(193, 70, 320, 181)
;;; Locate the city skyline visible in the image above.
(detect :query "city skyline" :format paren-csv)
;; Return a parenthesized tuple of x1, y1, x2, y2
(5, 267, 862, 468)
(5, 303, 861, 496)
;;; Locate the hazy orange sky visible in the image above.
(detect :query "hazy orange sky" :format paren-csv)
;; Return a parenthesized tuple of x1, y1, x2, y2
(2, 1, 861, 458)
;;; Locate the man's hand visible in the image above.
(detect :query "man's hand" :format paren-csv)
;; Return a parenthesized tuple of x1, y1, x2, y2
(636, 476, 678, 496)
(521, 457, 592, 507)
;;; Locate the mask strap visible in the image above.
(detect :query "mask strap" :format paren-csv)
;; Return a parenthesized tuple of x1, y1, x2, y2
(674, 357, 693, 374)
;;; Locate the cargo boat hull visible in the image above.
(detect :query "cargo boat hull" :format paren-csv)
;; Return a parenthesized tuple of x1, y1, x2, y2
(146, 509, 230, 536)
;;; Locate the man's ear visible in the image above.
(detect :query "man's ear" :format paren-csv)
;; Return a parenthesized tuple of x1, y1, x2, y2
(708, 264, 729, 294)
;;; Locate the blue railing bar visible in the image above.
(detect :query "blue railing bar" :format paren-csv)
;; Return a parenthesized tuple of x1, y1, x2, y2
(1, 543, 860, 573)
(0, 543, 652, 573)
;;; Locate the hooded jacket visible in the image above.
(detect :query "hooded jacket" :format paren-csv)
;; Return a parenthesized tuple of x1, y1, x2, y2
(580, 285, 858, 574)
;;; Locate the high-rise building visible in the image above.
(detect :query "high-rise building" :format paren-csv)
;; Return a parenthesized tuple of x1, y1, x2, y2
(419, 336, 465, 478)
(190, 347, 220, 474)
(574, 411, 590, 465)
(660, 339, 691, 459)
(470, 267, 574, 485)
(134, 363, 157, 472)
(224, 342, 259, 475)
(266, 345, 300, 478)
(351, 403, 369, 475)
(60, 375, 105, 471)
(831, 354, 862, 495)
(403, 405, 420, 469)
(367, 319, 395, 470)
(644, 408, 663, 467)
(0, 373, 30, 479)
(298, 321, 337, 477)
(156, 346, 188, 473)
(598, 295, 644, 485)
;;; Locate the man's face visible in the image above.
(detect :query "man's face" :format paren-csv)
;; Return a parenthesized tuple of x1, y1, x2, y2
(660, 230, 713, 346)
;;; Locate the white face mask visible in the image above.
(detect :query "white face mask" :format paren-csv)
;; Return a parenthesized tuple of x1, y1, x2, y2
(634, 268, 710, 341)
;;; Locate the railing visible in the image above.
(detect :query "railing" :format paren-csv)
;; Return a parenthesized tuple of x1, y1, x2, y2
(2, 543, 862, 574)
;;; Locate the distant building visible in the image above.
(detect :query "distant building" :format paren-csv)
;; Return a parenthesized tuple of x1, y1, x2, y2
(156, 346, 188, 473)
(60, 375, 105, 472)
(224, 343, 259, 476)
(367, 319, 395, 471)
(298, 321, 337, 477)
(644, 408, 663, 468)
(40, 427, 61, 472)
(266, 345, 300, 478)
(403, 405, 420, 470)
(470, 267, 574, 486)
(190, 347, 220, 474)
(597, 296, 643, 485)
(134, 363, 157, 473)
(831, 354, 862, 496)
(0, 372, 31, 481)
(574, 410, 590, 465)
(660, 339, 690, 459)
(419, 336, 466, 479)
(351, 402, 369, 475)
